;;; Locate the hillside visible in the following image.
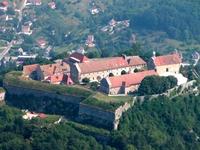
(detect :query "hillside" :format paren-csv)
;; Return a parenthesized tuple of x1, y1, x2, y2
(1, 92, 200, 149)
(23, 0, 200, 57)
(111, 94, 200, 150)
(1, 0, 199, 61)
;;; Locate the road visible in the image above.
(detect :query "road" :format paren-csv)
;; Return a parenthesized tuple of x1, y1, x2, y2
(0, 0, 28, 61)
(0, 40, 14, 61)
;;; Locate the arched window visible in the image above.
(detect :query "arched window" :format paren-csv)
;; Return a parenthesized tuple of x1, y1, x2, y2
(109, 73, 114, 77)
(121, 70, 127, 75)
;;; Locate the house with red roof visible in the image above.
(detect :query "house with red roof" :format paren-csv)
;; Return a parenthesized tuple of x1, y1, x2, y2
(48, 1, 56, 9)
(100, 70, 158, 95)
(37, 38, 47, 49)
(85, 35, 95, 48)
(71, 55, 146, 83)
(23, 62, 72, 85)
(22, 25, 32, 35)
(0, 0, 9, 11)
(148, 52, 182, 75)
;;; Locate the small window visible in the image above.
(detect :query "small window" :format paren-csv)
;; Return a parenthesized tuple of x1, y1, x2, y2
(166, 68, 169, 72)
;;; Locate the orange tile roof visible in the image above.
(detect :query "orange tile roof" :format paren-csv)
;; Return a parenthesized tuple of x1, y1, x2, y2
(40, 62, 70, 77)
(69, 52, 89, 63)
(37, 38, 47, 46)
(127, 56, 147, 66)
(38, 113, 47, 119)
(49, 74, 64, 84)
(153, 53, 182, 66)
(1, 0, 8, 7)
(78, 56, 146, 74)
(107, 70, 158, 88)
(23, 64, 39, 76)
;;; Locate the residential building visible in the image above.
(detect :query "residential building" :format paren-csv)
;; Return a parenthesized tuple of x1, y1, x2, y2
(22, 25, 32, 35)
(0, 0, 8, 11)
(109, 19, 117, 27)
(85, 35, 95, 48)
(90, 7, 99, 15)
(37, 38, 47, 49)
(48, 1, 56, 9)
(100, 70, 158, 95)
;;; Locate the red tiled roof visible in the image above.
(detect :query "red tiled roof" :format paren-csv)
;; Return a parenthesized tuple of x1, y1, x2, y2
(22, 25, 30, 32)
(49, 74, 64, 84)
(153, 53, 182, 66)
(37, 38, 47, 46)
(23, 64, 39, 76)
(1, 0, 8, 7)
(127, 56, 147, 66)
(78, 56, 146, 74)
(38, 113, 47, 119)
(41, 62, 70, 78)
(69, 52, 89, 63)
(107, 70, 158, 88)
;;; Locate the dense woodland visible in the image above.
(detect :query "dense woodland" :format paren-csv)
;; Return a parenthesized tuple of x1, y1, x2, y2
(0, 106, 113, 150)
(18, 0, 200, 58)
(113, 94, 200, 150)
(1, 94, 200, 150)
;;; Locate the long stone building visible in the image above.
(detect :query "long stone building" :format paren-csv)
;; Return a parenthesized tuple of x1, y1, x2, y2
(100, 70, 158, 95)
(70, 55, 146, 83)
(99, 52, 183, 95)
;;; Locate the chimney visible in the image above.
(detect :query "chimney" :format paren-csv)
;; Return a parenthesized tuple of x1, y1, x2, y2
(122, 81, 126, 87)
(53, 66, 56, 74)
(122, 54, 127, 60)
(61, 61, 64, 66)
(152, 51, 156, 58)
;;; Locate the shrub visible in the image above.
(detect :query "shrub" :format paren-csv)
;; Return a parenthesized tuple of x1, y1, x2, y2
(90, 82, 99, 91)
(82, 78, 90, 84)
(138, 75, 177, 95)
